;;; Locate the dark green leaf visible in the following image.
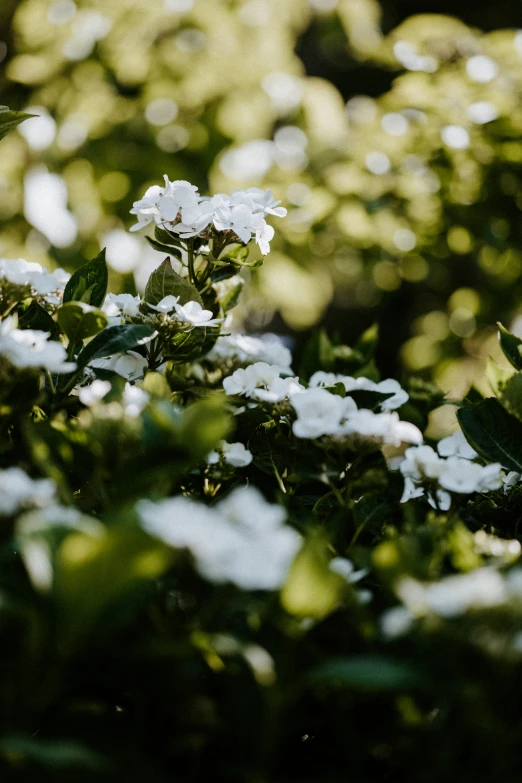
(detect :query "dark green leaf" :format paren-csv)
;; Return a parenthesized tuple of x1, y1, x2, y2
(308, 656, 426, 692)
(163, 327, 206, 363)
(497, 372, 522, 423)
(57, 302, 108, 343)
(143, 257, 203, 308)
(0, 105, 35, 142)
(498, 322, 522, 371)
(457, 398, 522, 472)
(145, 235, 183, 257)
(17, 300, 60, 339)
(63, 249, 108, 307)
(77, 324, 154, 367)
(248, 420, 288, 477)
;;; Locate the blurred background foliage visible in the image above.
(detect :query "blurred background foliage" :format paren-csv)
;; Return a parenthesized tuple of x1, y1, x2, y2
(2, 0, 522, 395)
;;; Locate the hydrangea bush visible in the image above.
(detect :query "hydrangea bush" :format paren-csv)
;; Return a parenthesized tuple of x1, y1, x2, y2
(4, 108, 522, 781)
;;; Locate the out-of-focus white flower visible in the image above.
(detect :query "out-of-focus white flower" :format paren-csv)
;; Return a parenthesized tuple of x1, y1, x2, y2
(399, 444, 504, 506)
(309, 371, 408, 411)
(138, 486, 300, 590)
(338, 410, 422, 447)
(437, 430, 477, 459)
(380, 606, 414, 639)
(0, 258, 70, 297)
(122, 383, 149, 416)
(0, 467, 56, 516)
(406, 568, 508, 618)
(223, 362, 281, 397)
(78, 379, 111, 406)
(208, 441, 253, 468)
(0, 316, 76, 374)
(207, 333, 293, 372)
(175, 300, 222, 328)
(90, 350, 148, 381)
(253, 375, 305, 403)
(291, 387, 348, 438)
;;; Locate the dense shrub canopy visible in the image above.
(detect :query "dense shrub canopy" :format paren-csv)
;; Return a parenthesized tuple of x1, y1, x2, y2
(3, 4, 522, 781)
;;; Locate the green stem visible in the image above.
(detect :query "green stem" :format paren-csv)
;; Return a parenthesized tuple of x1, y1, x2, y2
(187, 240, 196, 286)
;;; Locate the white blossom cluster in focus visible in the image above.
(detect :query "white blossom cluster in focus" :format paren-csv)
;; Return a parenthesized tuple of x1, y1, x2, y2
(130, 178, 287, 255)
(399, 431, 505, 509)
(138, 486, 301, 590)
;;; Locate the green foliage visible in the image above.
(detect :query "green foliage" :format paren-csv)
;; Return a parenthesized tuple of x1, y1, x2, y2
(143, 257, 203, 308)
(76, 324, 154, 367)
(62, 250, 108, 307)
(0, 105, 34, 141)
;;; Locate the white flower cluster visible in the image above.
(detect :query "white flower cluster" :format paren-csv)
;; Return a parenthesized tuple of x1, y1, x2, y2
(0, 316, 75, 374)
(138, 486, 301, 591)
(400, 431, 504, 509)
(381, 562, 522, 640)
(207, 441, 253, 468)
(223, 362, 304, 402)
(130, 178, 286, 255)
(148, 295, 222, 327)
(77, 378, 149, 416)
(0, 467, 56, 516)
(0, 258, 69, 303)
(206, 333, 293, 373)
(290, 387, 422, 445)
(89, 350, 148, 381)
(310, 371, 409, 411)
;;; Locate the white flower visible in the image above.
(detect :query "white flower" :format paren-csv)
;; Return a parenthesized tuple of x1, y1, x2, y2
(78, 379, 111, 406)
(129, 185, 163, 232)
(309, 372, 408, 411)
(174, 300, 222, 328)
(291, 387, 347, 439)
(437, 430, 477, 460)
(400, 445, 445, 481)
(0, 258, 70, 297)
(252, 375, 304, 403)
(380, 606, 414, 640)
(0, 316, 76, 374)
(157, 177, 200, 223)
(147, 295, 180, 313)
(207, 333, 293, 372)
(438, 458, 502, 494)
(138, 486, 300, 591)
(223, 362, 281, 397)
(221, 441, 253, 467)
(90, 349, 148, 381)
(122, 383, 149, 416)
(424, 569, 507, 617)
(242, 187, 288, 218)
(0, 467, 56, 516)
(106, 292, 141, 318)
(339, 410, 422, 446)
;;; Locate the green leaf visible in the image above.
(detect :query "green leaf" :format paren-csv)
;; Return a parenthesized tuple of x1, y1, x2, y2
(145, 235, 183, 257)
(220, 280, 244, 312)
(219, 243, 249, 264)
(497, 322, 522, 371)
(0, 736, 107, 771)
(163, 327, 206, 363)
(0, 105, 35, 142)
(497, 372, 522, 424)
(178, 394, 232, 459)
(308, 656, 426, 692)
(486, 356, 515, 397)
(143, 257, 203, 308)
(354, 322, 379, 364)
(281, 530, 346, 619)
(457, 398, 522, 471)
(57, 302, 108, 343)
(77, 324, 154, 367)
(343, 388, 393, 410)
(17, 300, 60, 338)
(63, 249, 108, 307)
(248, 420, 288, 477)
